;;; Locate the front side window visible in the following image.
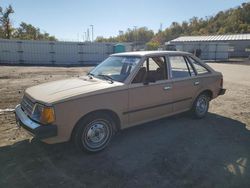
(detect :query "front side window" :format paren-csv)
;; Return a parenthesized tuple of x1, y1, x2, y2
(187, 57, 209, 75)
(169, 56, 194, 79)
(132, 56, 166, 83)
(89, 56, 141, 82)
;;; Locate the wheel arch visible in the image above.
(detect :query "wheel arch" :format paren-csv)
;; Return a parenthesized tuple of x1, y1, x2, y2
(200, 89, 213, 100)
(192, 89, 213, 107)
(71, 109, 121, 140)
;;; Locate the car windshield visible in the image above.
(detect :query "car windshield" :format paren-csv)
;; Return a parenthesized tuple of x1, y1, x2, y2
(89, 56, 141, 83)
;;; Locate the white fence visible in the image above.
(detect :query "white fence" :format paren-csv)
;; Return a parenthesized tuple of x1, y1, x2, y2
(0, 39, 117, 65)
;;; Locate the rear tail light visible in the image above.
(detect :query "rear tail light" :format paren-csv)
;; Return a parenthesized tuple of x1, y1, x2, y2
(220, 77, 223, 88)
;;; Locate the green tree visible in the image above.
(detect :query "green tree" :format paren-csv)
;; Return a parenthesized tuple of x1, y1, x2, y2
(0, 27, 4, 38)
(0, 5, 14, 39)
(96, 27, 154, 43)
(14, 22, 56, 41)
(0, 5, 56, 40)
(146, 41, 160, 50)
(15, 22, 38, 40)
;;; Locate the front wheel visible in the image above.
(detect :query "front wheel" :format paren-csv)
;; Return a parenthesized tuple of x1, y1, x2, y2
(191, 93, 210, 119)
(73, 113, 114, 152)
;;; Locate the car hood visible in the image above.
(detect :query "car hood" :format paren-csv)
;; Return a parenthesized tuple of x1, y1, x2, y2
(25, 77, 124, 104)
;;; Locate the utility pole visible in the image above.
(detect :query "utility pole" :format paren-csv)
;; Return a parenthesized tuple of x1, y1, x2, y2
(160, 23, 163, 32)
(119, 30, 124, 36)
(87, 28, 90, 42)
(84, 32, 87, 42)
(133, 26, 137, 51)
(90, 25, 94, 42)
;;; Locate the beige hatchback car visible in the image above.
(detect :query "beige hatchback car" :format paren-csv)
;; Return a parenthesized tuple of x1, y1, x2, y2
(15, 51, 226, 152)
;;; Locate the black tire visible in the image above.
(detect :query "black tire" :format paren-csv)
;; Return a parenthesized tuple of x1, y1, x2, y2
(73, 113, 115, 153)
(191, 93, 210, 119)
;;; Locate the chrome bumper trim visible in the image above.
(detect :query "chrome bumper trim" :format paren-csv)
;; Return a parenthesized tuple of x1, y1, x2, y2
(15, 104, 57, 139)
(15, 104, 40, 129)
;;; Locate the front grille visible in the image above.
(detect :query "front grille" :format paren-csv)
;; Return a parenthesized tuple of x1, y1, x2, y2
(21, 95, 35, 116)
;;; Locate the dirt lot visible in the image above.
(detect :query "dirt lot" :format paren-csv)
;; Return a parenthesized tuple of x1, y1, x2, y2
(0, 62, 250, 188)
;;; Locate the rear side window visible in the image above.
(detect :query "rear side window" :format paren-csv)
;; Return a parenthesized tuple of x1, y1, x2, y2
(188, 57, 209, 75)
(169, 56, 194, 79)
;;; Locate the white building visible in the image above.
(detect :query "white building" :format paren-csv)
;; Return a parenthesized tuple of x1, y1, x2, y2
(168, 34, 250, 60)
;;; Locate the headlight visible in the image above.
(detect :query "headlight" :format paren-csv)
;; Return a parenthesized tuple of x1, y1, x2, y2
(32, 103, 55, 124)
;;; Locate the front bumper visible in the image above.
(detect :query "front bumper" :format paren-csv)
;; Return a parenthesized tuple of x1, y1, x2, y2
(15, 104, 57, 139)
(218, 88, 226, 95)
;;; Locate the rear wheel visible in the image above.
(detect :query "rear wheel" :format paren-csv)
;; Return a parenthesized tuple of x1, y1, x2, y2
(191, 93, 210, 119)
(73, 113, 114, 152)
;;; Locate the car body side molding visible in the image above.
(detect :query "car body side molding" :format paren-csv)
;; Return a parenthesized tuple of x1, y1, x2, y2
(123, 97, 192, 115)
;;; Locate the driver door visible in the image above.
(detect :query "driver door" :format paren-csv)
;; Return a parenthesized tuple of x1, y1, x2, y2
(126, 56, 173, 127)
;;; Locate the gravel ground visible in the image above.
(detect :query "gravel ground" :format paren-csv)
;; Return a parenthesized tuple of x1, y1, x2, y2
(0, 62, 249, 188)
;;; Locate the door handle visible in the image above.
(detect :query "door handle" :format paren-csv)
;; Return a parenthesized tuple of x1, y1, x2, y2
(194, 81, 200, 86)
(164, 86, 172, 90)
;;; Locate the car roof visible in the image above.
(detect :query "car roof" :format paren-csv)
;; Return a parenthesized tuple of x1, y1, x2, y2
(111, 50, 192, 57)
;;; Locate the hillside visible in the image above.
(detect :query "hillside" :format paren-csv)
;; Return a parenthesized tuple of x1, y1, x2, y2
(96, 2, 250, 49)
(152, 2, 250, 43)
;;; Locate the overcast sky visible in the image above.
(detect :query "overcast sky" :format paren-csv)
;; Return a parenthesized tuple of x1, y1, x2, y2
(1, 0, 248, 41)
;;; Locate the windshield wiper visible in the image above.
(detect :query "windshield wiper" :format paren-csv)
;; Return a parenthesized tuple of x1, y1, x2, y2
(87, 72, 95, 79)
(97, 74, 114, 83)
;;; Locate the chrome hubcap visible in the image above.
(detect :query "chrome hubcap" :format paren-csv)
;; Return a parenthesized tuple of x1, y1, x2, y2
(83, 119, 110, 149)
(196, 96, 208, 115)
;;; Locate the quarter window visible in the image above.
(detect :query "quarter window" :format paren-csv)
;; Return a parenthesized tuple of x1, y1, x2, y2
(188, 57, 209, 75)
